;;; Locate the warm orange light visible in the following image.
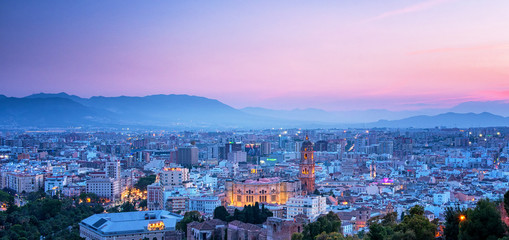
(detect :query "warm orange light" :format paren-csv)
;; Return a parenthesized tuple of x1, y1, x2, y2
(148, 221, 165, 231)
(86, 197, 91, 203)
(163, 167, 182, 171)
(459, 215, 466, 221)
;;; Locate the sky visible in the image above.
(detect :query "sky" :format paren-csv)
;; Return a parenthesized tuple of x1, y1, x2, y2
(1, 0, 509, 111)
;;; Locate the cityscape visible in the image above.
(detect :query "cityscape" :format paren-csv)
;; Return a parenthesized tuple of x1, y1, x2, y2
(2, 1, 509, 240)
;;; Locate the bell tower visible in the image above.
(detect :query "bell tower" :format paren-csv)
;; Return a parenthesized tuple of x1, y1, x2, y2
(299, 135, 315, 195)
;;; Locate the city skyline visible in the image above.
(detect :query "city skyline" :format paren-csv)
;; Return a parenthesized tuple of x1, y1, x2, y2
(2, 0, 509, 111)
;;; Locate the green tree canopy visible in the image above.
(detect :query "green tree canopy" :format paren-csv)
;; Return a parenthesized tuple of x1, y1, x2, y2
(444, 206, 464, 240)
(213, 206, 230, 222)
(176, 211, 203, 236)
(394, 205, 436, 240)
(134, 175, 156, 191)
(458, 199, 506, 240)
(303, 211, 342, 240)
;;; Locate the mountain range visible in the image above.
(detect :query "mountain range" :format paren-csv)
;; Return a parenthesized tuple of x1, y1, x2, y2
(1, 92, 509, 129)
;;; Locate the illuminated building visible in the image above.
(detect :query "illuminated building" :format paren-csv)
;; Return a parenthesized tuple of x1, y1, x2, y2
(160, 167, 189, 186)
(299, 136, 315, 194)
(79, 210, 183, 240)
(226, 177, 301, 207)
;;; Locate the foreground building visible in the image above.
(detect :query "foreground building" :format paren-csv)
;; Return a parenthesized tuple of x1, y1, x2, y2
(79, 210, 183, 240)
(286, 195, 327, 220)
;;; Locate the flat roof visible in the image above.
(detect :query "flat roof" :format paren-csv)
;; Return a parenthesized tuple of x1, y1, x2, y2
(80, 210, 183, 236)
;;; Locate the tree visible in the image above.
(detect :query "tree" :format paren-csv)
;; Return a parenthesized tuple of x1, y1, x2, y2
(394, 205, 436, 240)
(120, 202, 136, 212)
(458, 199, 505, 240)
(316, 232, 345, 240)
(107, 206, 120, 213)
(444, 206, 463, 240)
(291, 233, 304, 240)
(176, 211, 203, 236)
(231, 203, 273, 224)
(213, 206, 230, 221)
(303, 211, 342, 240)
(367, 223, 388, 240)
(313, 189, 321, 195)
(134, 175, 156, 191)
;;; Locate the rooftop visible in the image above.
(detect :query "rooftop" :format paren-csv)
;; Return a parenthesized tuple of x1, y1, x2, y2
(80, 210, 183, 236)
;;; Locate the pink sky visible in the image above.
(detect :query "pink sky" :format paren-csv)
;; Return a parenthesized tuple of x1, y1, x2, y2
(1, 0, 509, 110)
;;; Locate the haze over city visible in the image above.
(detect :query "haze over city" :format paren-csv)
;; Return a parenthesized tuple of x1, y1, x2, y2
(2, 0, 509, 110)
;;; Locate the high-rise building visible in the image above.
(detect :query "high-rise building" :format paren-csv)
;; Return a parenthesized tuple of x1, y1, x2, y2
(299, 136, 315, 195)
(261, 142, 271, 155)
(105, 161, 121, 179)
(177, 145, 199, 167)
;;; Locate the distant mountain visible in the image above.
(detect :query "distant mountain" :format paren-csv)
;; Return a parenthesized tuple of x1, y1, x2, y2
(25, 92, 83, 102)
(241, 107, 428, 123)
(449, 101, 509, 117)
(2, 93, 509, 129)
(5, 93, 285, 128)
(0, 97, 110, 127)
(367, 112, 509, 128)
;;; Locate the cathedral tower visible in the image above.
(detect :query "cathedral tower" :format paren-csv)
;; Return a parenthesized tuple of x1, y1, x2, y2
(299, 135, 315, 195)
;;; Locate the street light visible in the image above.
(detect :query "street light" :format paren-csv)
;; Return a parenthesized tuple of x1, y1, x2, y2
(459, 215, 466, 221)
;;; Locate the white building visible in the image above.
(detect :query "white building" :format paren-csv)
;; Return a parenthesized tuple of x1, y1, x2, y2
(3, 172, 44, 193)
(160, 167, 189, 186)
(105, 161, 121, 179)
(86, 177, 121, 201)
(45, 176, 68, 195)
(286, 195, 327, 220)
(188, 196, 221, 216)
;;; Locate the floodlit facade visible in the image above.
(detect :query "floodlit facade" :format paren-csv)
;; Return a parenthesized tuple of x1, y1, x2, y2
(226, 177, 301, 207)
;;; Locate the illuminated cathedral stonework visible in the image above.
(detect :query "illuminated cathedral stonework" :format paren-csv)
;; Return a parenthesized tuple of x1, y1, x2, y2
(226, 177, 301, 207)
(299, 136, 315, 195)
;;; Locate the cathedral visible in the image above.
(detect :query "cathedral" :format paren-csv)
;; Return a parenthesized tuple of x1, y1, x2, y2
(299, 136, 315, 195)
